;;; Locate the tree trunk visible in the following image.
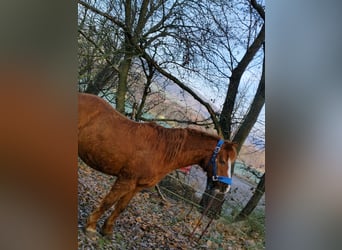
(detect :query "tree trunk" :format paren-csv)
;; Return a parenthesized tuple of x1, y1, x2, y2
(116, 54, 132, 114)
(234, 173, 265, 221)
(200, 59, 264, 218)
(200, 26, 264, 218)
(135, 61, 154, 121)
(232, 52, 265, 153)
(220, 24, 265, 140)
(85, 64, 116, 95)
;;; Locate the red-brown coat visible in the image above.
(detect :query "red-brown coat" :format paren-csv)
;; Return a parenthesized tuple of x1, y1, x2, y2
(78, 93, 237, 237)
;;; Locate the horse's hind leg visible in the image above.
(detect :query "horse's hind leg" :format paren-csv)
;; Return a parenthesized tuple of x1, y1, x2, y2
(85, 179, 136, 237)
(101, 188, 139, 236)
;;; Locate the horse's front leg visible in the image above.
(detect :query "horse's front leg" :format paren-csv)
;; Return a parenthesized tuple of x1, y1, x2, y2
(100, 188, 139, 236)
(85, 179, 136, 238)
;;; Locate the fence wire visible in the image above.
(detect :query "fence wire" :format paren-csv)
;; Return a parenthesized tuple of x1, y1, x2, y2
(158, 170, 265, 243)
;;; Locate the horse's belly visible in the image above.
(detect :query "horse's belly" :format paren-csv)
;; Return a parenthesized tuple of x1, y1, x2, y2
(78, 138, 123, 176)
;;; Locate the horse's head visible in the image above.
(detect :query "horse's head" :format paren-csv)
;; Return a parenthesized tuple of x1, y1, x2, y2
(205, 140, 238, 194)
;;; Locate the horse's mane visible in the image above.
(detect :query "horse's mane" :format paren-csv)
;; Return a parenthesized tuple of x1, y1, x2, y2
(144, 123, 187, 163)
(141, 122, 219, 163)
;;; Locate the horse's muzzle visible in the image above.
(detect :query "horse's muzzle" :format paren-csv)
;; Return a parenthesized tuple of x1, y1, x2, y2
(214, 183, 230, 194)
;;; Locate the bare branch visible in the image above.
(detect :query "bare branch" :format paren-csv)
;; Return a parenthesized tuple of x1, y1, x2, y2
(250, 0, 265, 20)
(139, 47, 222, 136)
(78, 0, 127, 31)
(78, 29, 120, 73)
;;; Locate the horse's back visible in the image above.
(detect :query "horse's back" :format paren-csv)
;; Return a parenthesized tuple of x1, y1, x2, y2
(79, 93, 120, 120)
(77, 93, 176, 179)
(78, 93, 130, 175)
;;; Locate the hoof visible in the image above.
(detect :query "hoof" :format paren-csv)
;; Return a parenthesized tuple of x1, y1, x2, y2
(101, 233, 112, 242)
(84, 228, 98, 241)
(100, 228, 113, 239)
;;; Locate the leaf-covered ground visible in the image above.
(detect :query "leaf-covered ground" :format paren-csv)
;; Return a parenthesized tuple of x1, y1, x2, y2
(78, 161, 264, 249)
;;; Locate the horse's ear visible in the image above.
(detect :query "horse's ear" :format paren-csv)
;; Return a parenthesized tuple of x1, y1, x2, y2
(230, 142, 239, 160)
(224, 140, 238, 146)
(223, 141, 238, 150)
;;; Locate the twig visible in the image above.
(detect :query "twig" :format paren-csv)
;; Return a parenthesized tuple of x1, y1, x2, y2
(155, 184, 168, 202)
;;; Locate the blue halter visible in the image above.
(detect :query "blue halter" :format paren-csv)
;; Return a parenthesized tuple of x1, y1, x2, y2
(209, 139, 233, 185)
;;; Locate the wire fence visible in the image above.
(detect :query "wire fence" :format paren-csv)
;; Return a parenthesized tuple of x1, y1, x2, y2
(157, 168, 265, 244)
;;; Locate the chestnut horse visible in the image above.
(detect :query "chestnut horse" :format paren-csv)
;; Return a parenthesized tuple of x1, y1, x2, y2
(78, 93, 237, 237)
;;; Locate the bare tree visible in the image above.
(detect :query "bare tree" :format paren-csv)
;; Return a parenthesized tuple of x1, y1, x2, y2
(78, 0, 266, 219)
(198, 0, 265, 218)
(78, 3, 121, 95)
(78, 0, 192, 113)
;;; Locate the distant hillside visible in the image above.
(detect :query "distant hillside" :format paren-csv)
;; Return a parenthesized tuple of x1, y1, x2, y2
(237, 143, 265, 173)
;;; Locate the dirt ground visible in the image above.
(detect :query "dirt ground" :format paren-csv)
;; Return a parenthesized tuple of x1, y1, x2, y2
(78, 161, 265, 249)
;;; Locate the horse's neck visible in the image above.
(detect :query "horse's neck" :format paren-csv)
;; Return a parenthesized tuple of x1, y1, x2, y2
(174, 129, 218, 169)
